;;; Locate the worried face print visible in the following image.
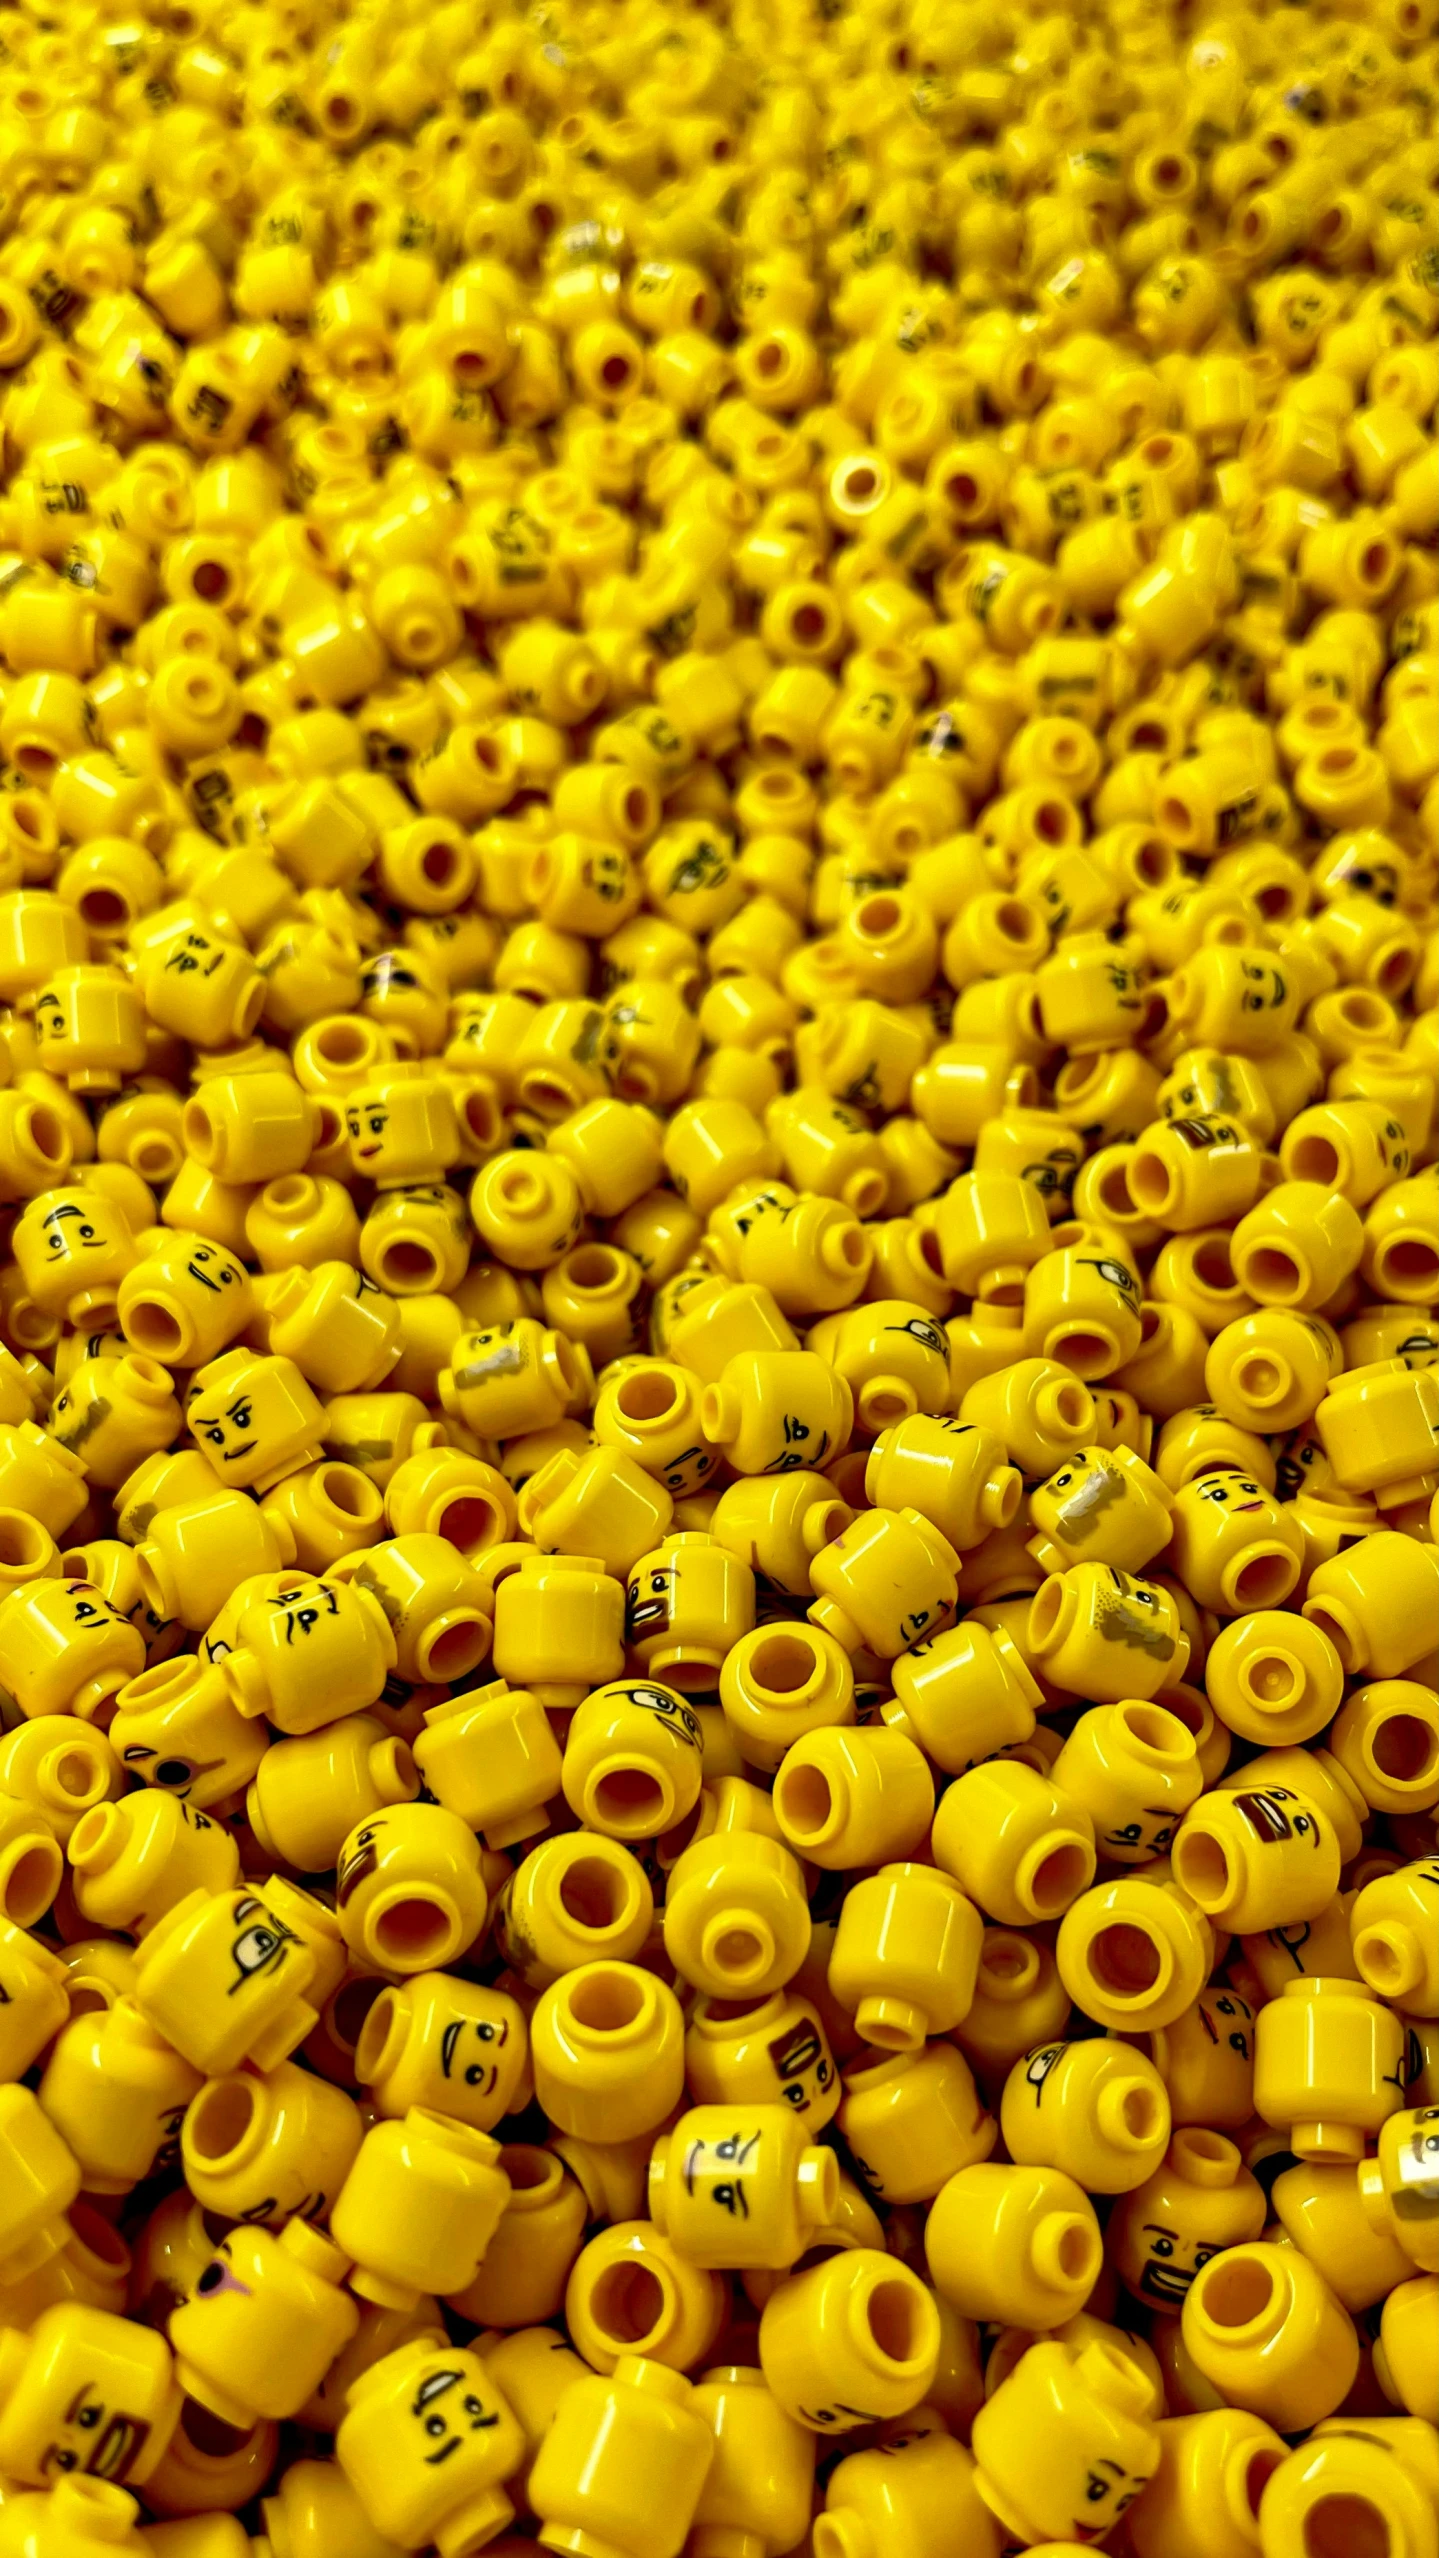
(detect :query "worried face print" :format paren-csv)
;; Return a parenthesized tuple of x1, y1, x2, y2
(227, 1895, 298, 1994)
(410, 2365, 500, 2467)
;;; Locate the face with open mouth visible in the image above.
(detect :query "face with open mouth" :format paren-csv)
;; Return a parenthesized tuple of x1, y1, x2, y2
(41, 2387, 151, 2486)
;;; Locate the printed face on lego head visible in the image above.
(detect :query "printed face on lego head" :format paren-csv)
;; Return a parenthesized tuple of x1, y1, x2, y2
(626, 1682, 702, 1747)
(1078, 1255, 1141, 1305)
(1396, 2107, 1439, 2220)
(187, 1372, 263, 1468)
(1022, 1146, 1079, 1199)
(1192, 1469, 1271, 1517)
(626, 1563, 673, 1641)
(764, 2008, 835, 2116)
(1131, 2218, 1222, 2305)
(1094, 1569, 1176, 1663)
(1231, 1787, 1323, 1850)
(38, 1198, 112, 1261)
(347, 1095, 392, 1168)
(68, 1583, 129, 1638)
(183, 1242, 244, 1298)
(1039, 1450, 1122, 1539)
(227, 1893, 299, 1995)
(119, 1741, 226, 1800)
(1239, 958, 1286, 1015)
(193, 2242, 253, 2304)
(408, 2361, 501, 2468)
(37, 2380, 151, 2485)
(1069, 2456, 1151, 2542)
(336, 1820, 387, 1907)
(438, 2009, 510, 2096)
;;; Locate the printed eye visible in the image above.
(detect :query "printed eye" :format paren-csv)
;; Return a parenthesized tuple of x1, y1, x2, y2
(195, 2255, 251, 2298)
(1151, 2237, 1174, 2258)
(231, 1924, 284, 1981)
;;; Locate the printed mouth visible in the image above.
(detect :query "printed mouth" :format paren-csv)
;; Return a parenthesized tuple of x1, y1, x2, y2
(89, 2416, 144, 2481)
(1233, 1500, 1264, 1512)
(358, 1143, 381, 1159)
(1141, 2262, 1193, 2301)
(628, 1602, 668, 1629)
(224, 1441, 257, 1463)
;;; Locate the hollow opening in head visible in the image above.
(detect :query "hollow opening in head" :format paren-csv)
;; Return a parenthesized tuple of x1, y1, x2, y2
(504, 2146, 553, 2194)
(1302, 2498, 1391, 2558)
(790, 601, 828, 646)
(1090, 1921, 1162, 1997)
(710, 1924, 766, 1976)
(438, 1496, 499, 1555)
(593, 1766, 666, 1829)
(1200, 2252, 1274, 2329)
(856, 894, 902, 939)
(866, 2277, 920, 2365)
(1381, 1237, 1439, 1293)
(750, 1633, 819, 1697)
(188, 2077, 258, 2162)
(1246, 1245, 1302, 1302)
(566, 1245, 620, 1293)
(1233, 1552, 1294, 1608)
(1129, 1149, 1173, 1213)
(1356, 1927, 1409, 1993)
(1122, 1703, 1182, 1754)
(423, 1621, 486, 1682)
(776, 1761, 833, 1839)
(0, 1514, 47, 1569)
(378, 1239, 442, 1290)
(1372, 1714, 1437, 1785)
(1192, 1235, 1237, 1292)
(1173, 1827, 1230, 1905)
(1121, 2082, 1162, 2142)
(2, 1842, 59, 1924)
(192, 562, 230, 604)
(568, 1967, 645, 2033)
(558, 1855, 627, 1932)
(79, 886, 128, 931)
(1053, 1329, 1111, 1373)
(617, 1370, 681, 1423)
(320, 1465, 379, 1521)
(317, 1019, 369, 1065)
(1031, 1843, 1089, 1913)
(590, 2259, 666, 2346)
(371, 1896, 455, 1967)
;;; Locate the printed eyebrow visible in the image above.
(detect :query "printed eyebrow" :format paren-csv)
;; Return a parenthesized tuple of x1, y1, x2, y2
(1142, 2224, 1179, 2238)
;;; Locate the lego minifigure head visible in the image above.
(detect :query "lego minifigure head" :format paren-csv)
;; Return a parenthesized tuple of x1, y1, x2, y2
(0, 2303, 178, 2491)
(185, 1351, 324, 1493)
(970, 2337, 1160, 2547)
(345, 1074, 459, 1188)
(1110, 2128, 1266, 2310)
(337, 2335, 524, 2553)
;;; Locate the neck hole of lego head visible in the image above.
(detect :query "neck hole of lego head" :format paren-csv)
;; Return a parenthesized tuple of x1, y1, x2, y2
(1120, 2082, 1162, 2144)
(320, 1465, 380, 1522)
(78, 884, 128, 932)
(318, 1020, 373, 1067)
(1031, 1843, 1089, 1913)
(855, 893, 902, 940)
(330, 1974, 384, 2056)
(378, 1239, 442, 1290)
(776, 1759, 832, 1841)
(438, 1494, 500, 1553)
(789, 601, 829, 648)
(1121, 1702, 1187, 1759)
(504, 2146, 556, 2196)
(179, 2400, 250, 2458)
(424, 1622, 486, 1682)
(750, 1633, 819, 1698)
(981, 1932, 1037, 1994)
(865, 2277, 921, 2367)
(499, 1163, 543, 1210)
(591, 2259, 667, 2349)
(188, 2075, 259, 2165)
(1096, 1157, 1139, 1221)
(26, 1103, 67, 1165)
(1128, 1148, 1172, 1215)
(1090, 1921, 1162, 1998)
(593, 1767, 666, 1830)
(1356, 1926, 1410, 1995)
(1173, 1825, 1229, 1905)
(1175, 2127, 1236, 2180)
(567, 1245, 621, 1294)
(1200, 2253, 1273, 2331)
(1306, 2499, 1392, 2558)
(1029, 1579, 1064, 1647)
(354, 1990, 398, 2084)
(523, 1074, 570, 1117)
(0, 1513, 48, 1571)
(559, 1855, 629, 1932)
(372, 1896, 454, 1968)
(1233, 1551, 1293, 1608)
(1373, 1715, 1437, 1786)
(618, 1369, 680, 1423)
(1193, 1234, 1238, 1290)
(710, 1924, 768, 1980)
(267, 1176, 312, 1212)
(70, 2198, 129, 2274)
(1382, 1236, 1439, 1294)
(1247, 1245, 1302, 1303)
(126, 1297, 186, 1358)
(568, 1967, 645, 2035)
(4, 1841, 58, 1924)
